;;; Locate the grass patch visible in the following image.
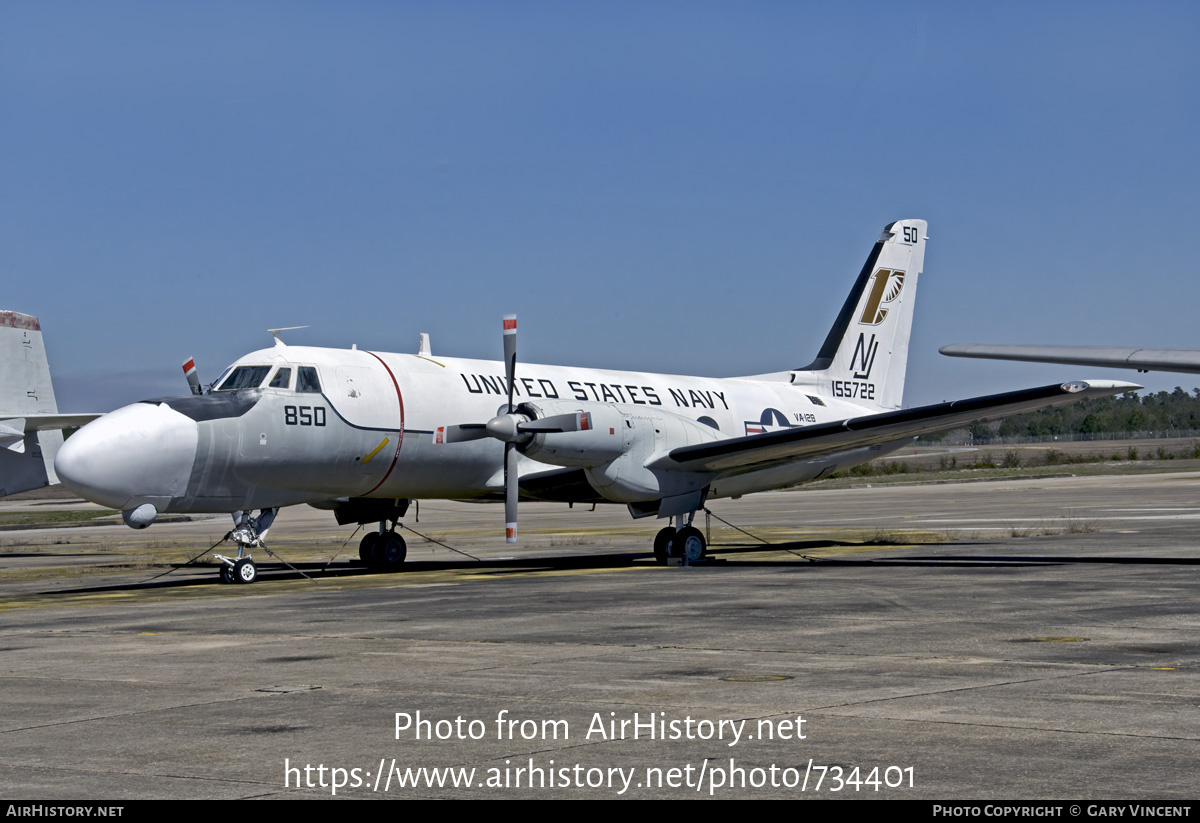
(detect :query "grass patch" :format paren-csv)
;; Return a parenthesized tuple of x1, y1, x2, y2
(1008, 511, 1097, 538)
(1065, 511, 1097, 534)
(0, 510, 118, 527)
(862, 529, 948, 546)
(548, 534, 604, 546)
(811, 457, 1200, 489)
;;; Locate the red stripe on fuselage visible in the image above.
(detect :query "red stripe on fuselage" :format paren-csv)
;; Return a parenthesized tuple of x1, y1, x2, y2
(363, 351, 405, 496)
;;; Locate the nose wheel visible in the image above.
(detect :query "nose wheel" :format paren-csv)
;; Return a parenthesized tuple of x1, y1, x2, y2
(216, 555, 258, 584)
(215, 507, 277, 584)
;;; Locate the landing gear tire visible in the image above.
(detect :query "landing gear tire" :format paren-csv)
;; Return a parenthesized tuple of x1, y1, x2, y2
(219, 563, 235, 584)
(358, 532, 379, 567)
(234, 557, 258, 584)
(378, 532, 407, 571)
(653, 527, 675, 564)
(676, 526, 706, 563)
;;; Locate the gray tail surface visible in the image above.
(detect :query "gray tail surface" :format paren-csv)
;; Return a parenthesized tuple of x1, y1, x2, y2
(793, 219, 927, 411)
(0, 311, 64, 495)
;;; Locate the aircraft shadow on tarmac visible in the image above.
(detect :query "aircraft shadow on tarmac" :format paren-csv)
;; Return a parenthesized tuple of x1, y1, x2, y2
(713, 540, 1200, 567)
(44, 538, 1200, 596)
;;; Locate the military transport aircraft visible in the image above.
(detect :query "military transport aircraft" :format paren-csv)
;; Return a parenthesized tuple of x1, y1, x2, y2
(6, 219, 1138, 584)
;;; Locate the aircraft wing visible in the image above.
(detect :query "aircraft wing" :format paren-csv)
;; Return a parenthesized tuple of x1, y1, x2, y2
(940, 344, 1200, 375)
(657, 380, 1138, 475)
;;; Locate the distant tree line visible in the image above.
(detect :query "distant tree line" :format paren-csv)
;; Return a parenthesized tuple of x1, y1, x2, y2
(928, 389, 1200, 441)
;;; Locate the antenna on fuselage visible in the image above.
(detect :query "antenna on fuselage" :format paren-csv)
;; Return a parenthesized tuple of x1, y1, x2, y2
(267, 326, 309, 348)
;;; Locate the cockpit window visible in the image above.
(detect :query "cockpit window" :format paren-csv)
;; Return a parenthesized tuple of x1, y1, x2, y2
(209, 367, 232, 393)
(297, 366, 321, 393)
(269, 367, 292, 389)
(216, 366, 271, 391)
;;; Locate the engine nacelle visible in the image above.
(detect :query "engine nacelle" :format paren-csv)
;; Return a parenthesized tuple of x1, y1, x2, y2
(518, 401, 722, 503)
(517, 401, 629, 468)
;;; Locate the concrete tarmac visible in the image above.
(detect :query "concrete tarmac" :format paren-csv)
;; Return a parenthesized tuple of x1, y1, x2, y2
(2, 472, 1199, 799)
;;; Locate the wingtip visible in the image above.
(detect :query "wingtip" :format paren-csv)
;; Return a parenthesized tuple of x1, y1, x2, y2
(1069, 379, 1143, 392)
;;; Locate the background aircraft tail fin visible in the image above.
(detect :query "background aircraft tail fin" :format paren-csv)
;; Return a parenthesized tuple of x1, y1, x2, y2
(0, 311, 65, 494)
(794, 219, 927, 411)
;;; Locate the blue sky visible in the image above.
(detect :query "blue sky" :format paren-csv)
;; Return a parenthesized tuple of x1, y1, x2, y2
(3, 1, 1198, 411)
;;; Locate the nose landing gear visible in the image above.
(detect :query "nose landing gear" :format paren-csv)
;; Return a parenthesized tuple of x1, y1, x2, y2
(215, 508, 277, 584)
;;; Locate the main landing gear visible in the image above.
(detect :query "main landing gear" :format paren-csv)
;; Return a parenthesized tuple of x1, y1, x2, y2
(653, 512, 707, 565)
(358, 519, 408, 572)
(215, 508, 277, 584)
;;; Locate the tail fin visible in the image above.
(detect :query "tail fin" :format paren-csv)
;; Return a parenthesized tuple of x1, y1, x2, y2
(0, 311, 65, 494)
(794, 219, 927, 411)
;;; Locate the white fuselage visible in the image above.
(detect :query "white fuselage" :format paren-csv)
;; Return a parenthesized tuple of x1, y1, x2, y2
(54, 343, 896, 515)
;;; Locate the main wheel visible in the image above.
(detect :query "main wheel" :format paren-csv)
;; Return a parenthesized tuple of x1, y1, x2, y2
(234, 557, 258, 584)
(653, 527, 675, 564)
(358, 532, 379, 567)
(676, 526, 706, 563)
(378, 532, 407, 571)
(219, 563, 235, 584)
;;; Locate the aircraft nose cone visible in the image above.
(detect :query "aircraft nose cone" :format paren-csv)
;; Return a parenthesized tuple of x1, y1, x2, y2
(55, 402, 199, 510)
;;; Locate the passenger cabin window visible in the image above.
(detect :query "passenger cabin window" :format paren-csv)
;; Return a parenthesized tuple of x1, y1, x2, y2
(216, 366, 271, 391)
(297, 366, 321, 394)
(269, 368, 292, 389)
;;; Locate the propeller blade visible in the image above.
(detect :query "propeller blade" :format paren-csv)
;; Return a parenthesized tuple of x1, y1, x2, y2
(434, 424, 490, 444)
(503, 314, 516, 413)
(503, 314, 520, 543)
(504, 441, 518, 543)
(518, 411, 592, 434)
(182, 358, 202, 396)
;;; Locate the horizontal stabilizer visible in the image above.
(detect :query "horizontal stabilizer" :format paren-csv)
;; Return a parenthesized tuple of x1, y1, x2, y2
(658, 380, 1140, 474)
(0, 311, 103, 496)
(0, 415, 102, 455)
(941, 344, 1200, 375)
(1, 413, 104, 431)
(0, 420, 25, 452)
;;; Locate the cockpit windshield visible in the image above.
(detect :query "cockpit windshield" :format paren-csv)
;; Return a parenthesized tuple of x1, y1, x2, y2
(297, 366, 321, 393)
(216, 366, 271, 391)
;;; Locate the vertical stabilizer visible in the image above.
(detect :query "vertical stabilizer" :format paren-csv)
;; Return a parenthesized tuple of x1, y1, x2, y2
(0, 312, 64, 493)
(794, 219, 926, 411)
